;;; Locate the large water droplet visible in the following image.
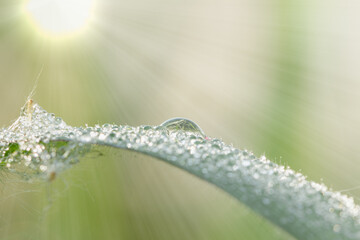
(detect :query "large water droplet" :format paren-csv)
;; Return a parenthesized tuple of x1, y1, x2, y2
(160, 118, 206, 137)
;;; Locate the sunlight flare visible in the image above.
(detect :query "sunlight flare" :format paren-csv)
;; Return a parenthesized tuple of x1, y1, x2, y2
(25, 0, 95, 37)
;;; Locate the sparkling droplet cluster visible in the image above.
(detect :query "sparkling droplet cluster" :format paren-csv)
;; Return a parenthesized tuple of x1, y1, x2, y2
(0, 102, 90, 180)
(1, 101, 360, 239)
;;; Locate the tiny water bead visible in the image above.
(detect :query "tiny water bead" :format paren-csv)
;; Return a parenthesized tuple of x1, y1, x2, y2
(160, 117, 206, 138)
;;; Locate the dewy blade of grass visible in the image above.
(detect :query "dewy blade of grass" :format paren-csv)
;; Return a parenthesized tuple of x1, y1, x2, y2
(0, 101, 359, 240)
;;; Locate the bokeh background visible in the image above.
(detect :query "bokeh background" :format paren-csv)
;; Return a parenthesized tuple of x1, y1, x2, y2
(0, 0, 360, 239)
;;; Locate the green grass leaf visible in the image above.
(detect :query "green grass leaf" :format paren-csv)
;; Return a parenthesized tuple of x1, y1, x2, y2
(1, 100, 359, 240)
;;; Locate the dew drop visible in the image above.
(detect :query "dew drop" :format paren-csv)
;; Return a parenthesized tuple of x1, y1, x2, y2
(333, 224, 341, 233)
(242, 160, 251, 167)
(40, 165, 47, 172)
(54, 117, 63, 125)
(160, 118, 206, 137)
(143, 125, 152, 130)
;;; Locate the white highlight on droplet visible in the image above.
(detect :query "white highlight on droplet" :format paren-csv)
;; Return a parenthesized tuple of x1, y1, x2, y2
(40, 165, 48, 172)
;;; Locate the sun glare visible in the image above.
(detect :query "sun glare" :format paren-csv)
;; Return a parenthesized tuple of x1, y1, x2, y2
(25, 0, 94, 37)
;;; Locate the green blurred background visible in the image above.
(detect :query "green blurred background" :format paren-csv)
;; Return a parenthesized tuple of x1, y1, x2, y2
(0, 0, 359, 239)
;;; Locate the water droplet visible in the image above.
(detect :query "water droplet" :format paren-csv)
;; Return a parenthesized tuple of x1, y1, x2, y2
(40, 165, 47, 172)
(160, 118, 206, 137)
(55, 117, 63, 125)
(143, 125, 152, 130)
(333, 224, 341, 233)
(242, 160, 251, 167)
